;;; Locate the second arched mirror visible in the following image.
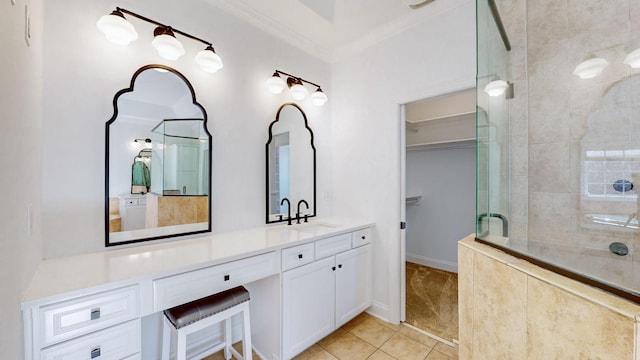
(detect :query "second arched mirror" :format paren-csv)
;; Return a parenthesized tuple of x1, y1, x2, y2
(105, 65, 212, 246)
(266, 103, 316, 224)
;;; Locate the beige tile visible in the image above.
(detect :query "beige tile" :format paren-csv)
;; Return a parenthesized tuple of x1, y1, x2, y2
(379, 333, 431, 360)
(372, 317, 402, 332)
(308, 350, 339, 360)
(527, 277, 635, 359)
(317, 328, 349, 349)
(472, 253, 527, 359)
(424, 349, 450, 360)
(529, 142, 571, 192)
(432, 343, 457, 358)
(341, 312, 372, 332)
(366, 350, 396, 360)
(350, 317, 396, 348)
(324, 332, 377, 360)
(294, 344, 323, 360)
(398, 326, 437, 348)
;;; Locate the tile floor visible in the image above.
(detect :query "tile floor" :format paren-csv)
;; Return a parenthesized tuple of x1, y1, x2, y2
(205, 312, 458, 360)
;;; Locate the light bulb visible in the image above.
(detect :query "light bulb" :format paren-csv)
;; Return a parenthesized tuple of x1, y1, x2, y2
(483, 80, 509, 97)
(266, 73, 286, 94)
(289, 83, 309, 100)
(195, 46, 223, 73)
(96, 10, 138, 46)
(310, 88, 328, 106)
(151, 27, 185, 61)
(573, 58, 608, 79)
(623, 48, 640, 69)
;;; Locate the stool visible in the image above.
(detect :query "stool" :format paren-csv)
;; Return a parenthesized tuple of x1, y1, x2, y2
(161, 286, 252, 360)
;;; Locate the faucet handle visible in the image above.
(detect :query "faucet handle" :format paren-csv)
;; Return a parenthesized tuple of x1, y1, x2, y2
(304, 214, 308, 223)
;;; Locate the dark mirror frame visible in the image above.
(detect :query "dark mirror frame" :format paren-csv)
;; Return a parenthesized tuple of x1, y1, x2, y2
(105, 64, 212, 247)
(265, 102, 317, 224)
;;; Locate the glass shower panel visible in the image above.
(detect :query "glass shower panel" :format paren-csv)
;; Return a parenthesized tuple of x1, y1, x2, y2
(476, 0, 510, 243)
(151, 118, 209, 196)
(476, 0, 640, 302)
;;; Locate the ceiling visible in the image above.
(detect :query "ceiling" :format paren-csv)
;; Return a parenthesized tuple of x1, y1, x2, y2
(207, 0, 461, 62)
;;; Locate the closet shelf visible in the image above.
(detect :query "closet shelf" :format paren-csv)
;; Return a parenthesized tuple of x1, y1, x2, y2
(406, 195, 422, 206)
(406, 138, 476, 152)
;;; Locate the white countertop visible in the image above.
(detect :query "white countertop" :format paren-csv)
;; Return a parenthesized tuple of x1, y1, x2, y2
(23, 217, 373, 306)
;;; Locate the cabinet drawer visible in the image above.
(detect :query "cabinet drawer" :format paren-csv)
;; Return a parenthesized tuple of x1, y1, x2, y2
(282, 243, 315, 271)
(39, 285, 139, 348)
(40, 320, 140, 360)
(352, 228, 372, 248)
(153, 251, 280, 312)
(315, 233, 352, 260)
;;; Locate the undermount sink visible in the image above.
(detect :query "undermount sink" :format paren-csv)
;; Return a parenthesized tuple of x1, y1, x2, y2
(290, 222, 339, 233)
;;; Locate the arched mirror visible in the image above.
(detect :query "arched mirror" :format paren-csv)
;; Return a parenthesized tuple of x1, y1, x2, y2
(266, 103, 316, 224)
(105, 65, 211, 246)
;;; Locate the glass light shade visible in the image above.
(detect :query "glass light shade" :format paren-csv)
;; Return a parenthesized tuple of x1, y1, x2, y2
(195, 46, 223, 73)
(152, 30, 185, 61)
(266, 74, 286, 94)
(310, 89, 328, 106)
(289, 84, 309, 100)
(483, 80, 509, 97)
(573, 58, 608, 79)
(96, 11, 138, 46)
(623, 48, 640, 68)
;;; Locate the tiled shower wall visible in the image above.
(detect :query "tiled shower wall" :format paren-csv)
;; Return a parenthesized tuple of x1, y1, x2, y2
(500, 0, 640, 254)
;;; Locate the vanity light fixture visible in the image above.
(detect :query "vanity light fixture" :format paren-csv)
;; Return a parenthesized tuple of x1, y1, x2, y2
(266, 70, 328, 106)
(97, 7, 223, 72)
(623, 48, 640, 68)
(134, 138, 152, 149)
(484, 79, 510, 97)
(573, 57, 608, 79)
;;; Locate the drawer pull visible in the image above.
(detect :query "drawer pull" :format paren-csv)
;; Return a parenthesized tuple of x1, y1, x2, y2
(90, 308, 101, 320)
(91, 347, 101, 359)
(361, 235, 366, 240)
(224, 274, 230, 281)
(298, 254, 303, 259)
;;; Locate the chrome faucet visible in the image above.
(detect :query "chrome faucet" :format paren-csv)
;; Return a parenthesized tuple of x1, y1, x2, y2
(296, 199, 309, 224)
(280, 198, 292, 225)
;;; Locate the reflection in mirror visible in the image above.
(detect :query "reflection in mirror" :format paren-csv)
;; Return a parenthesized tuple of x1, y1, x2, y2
(106, 65, 211, 246)
(266, 103, 316, 223)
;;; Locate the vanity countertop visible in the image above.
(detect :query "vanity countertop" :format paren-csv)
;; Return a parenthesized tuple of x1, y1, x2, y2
(22, 217, 373, 305)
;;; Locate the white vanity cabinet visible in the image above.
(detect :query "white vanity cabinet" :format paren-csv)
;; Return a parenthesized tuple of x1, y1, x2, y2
(22, 220, 374, 360)
(282, 229, 372, 360)
(24, 285, 141, 360)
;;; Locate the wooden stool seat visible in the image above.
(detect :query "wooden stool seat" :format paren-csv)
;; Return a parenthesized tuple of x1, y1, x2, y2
(162, 286, 252, 360)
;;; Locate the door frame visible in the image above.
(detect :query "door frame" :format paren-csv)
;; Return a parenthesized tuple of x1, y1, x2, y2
(395, 80, 476, 323)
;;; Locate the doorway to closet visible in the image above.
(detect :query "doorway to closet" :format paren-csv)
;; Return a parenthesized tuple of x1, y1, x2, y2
(401, 88, 476, 343)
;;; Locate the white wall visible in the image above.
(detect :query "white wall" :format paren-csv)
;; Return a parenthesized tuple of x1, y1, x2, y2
(41, 0, 332, 257)
(0, 0, 44, 358)
(331, 0, 475, 323)
(405, 145, 476, 273)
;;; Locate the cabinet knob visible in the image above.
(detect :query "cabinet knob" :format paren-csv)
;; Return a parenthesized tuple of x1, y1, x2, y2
(332, 266, 336, 271)
(224, 274, 230, 281)
(90, 308, 101, 320)
(91, 347, 101, 359)
(361, 235, 366, 240)
(338, 264, 342, 269)
(298, 254, 303, 259)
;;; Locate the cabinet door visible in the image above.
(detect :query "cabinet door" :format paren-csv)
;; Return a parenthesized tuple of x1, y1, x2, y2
(335, 244, 372, 328)
(282, 256, 335, 359)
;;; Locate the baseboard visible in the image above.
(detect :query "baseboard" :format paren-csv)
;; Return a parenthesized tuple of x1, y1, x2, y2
(366, 300, 390, 323)
(406, 253, 458, 273)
